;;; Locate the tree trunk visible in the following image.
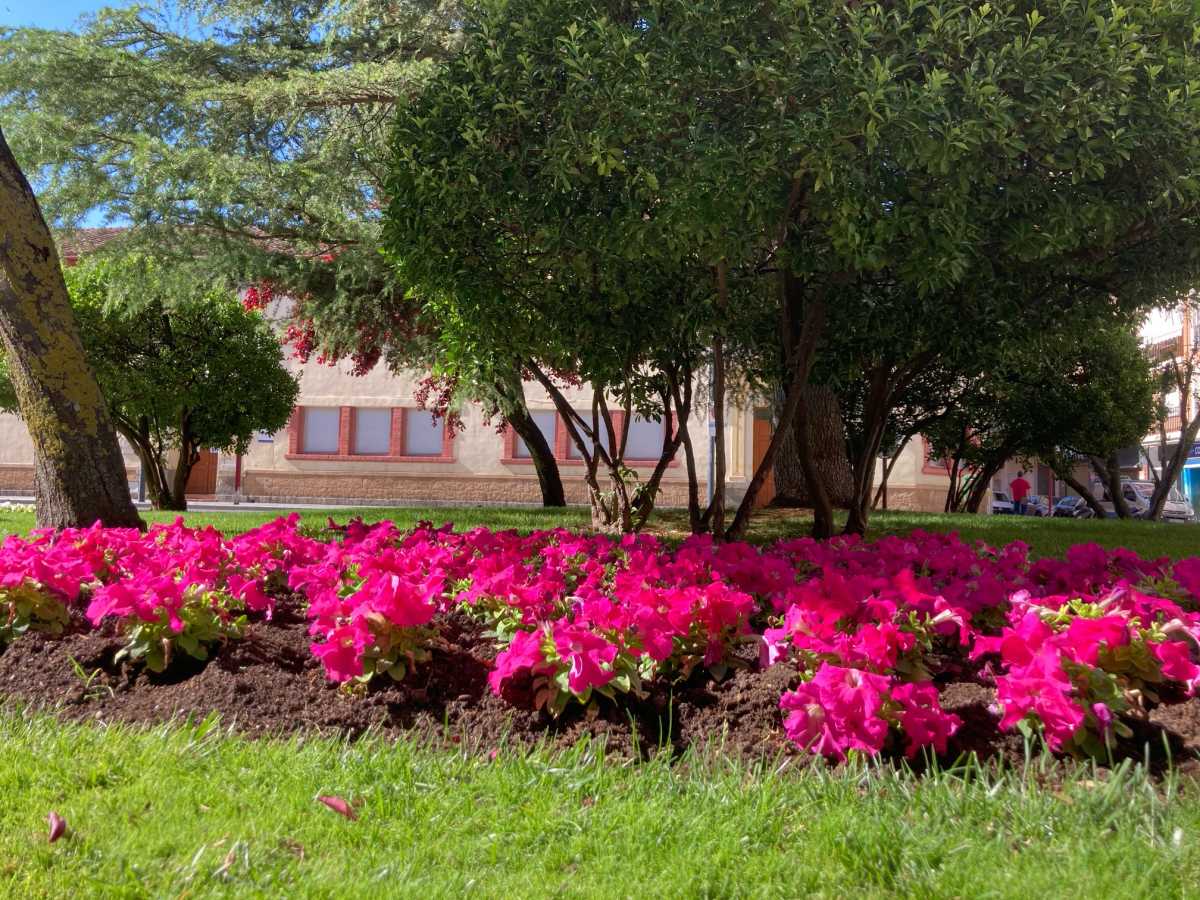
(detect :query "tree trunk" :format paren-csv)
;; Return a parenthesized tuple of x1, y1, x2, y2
(1052, 457, 1108, 519)
(872, 434, 911, 511)
(1090, 453, 1131, 518)
(669, 368, 704, 533)
(167, 435, 199, 512)
(797, 386, 835, 539)
(964, 462, 1003, 514)
(725, 283, 828, 542)
(772, 385, 854, 508)
(506, 399, 566, 507)
(0, 126, 142, 530)
(843, 368, 891, 536)
(113, 419, 172, 510)
(1148, 410, 1200, 519)
(709, 262, 729, 538)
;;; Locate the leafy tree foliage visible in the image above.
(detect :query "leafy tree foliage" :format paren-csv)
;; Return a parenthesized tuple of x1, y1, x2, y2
(925, 321, 1154, 517)
(0, 262, 299, 511)
(0, 2, 584, 506)
(384, 0, 1200, 537)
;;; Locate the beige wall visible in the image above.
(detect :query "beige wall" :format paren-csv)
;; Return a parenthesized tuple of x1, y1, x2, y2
(0, 411, 140, 496)
(227, 358, 720, 507)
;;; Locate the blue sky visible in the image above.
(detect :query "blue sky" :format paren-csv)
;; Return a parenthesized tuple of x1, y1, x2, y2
(3, 1, 135, 224)
(0, 0, 121, 30)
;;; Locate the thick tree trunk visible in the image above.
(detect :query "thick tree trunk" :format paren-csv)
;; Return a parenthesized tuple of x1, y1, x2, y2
(0, 126, 142, 529)
(725, 283, 828, 542)
(772, 385, 854, 509)
(506, 399, 566, 507)
(797, 387, 835, 539)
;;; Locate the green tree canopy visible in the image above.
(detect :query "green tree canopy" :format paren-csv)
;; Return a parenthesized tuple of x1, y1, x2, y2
(0, 261, 300, 511)
(385, 0, 1200, 535)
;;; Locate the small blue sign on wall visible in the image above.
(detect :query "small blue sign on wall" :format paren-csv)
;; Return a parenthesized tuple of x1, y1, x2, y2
(257, 431, 274, 443)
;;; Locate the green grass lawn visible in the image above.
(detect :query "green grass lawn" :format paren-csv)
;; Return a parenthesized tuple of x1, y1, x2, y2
(1, 711, 1197, 899)
(4, 502, 1194, 561)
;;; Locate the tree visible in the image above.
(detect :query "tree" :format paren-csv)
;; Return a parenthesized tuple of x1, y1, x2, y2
(0, 260, 299, 511)
(0, 125, 142, 529)
(1144, 292, 1200, 520)
(0, 2, 571, 508)
(384, 0, 1200, 543)
(925, 321, 1154, 519)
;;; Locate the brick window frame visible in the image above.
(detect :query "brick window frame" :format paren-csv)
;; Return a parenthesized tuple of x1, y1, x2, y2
(286, 406, 454, 463)
(921, 436, 952, 477)
(502, 410, 678, 467)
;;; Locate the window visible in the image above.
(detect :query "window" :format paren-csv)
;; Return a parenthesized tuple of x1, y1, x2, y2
(568, 423, 613, 459)
(404, 411, 445, 456)
(289, 406, 452, 462)
(625, 415, 666, 459)
(516, 410, 557, 459)
(301, 407, 340, 454)
(353, 408, 392, 455)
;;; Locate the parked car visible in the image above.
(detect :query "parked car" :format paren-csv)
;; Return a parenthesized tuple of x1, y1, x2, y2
(1096, 480, 1196, 522)
(1053, 495, 1094, 519)
(1023, 494, 1050, 517)
(991, 491, 1015, 515)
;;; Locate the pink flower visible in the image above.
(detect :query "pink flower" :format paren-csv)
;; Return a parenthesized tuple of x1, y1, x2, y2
(552, 623, 617, 694)
(780, 664, 892, 759)
(488, 629, 549, 695)
(311, 623, 369, 682)
(1062, 615, 1129, 666)
(891, 682, 961, 757)
(1151, 639, 1200, 688)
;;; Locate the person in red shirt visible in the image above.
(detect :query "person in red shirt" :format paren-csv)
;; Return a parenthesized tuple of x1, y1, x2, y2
(1010, 471, 1032, 515)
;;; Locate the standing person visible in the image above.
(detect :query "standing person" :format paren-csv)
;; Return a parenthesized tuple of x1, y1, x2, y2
(1010, 470, 1032, 515)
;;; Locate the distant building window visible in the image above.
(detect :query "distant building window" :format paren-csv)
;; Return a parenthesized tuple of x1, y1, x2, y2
(568, 417, 613, 460)
(625, 415, 666, 459)
(353, 408, 392, 455)
(404, 411, 445, 456)
(301, 407, 340, 454)
(516, 410, 557, 459)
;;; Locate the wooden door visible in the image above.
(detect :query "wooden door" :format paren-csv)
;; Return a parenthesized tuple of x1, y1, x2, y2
(751, 414, 776, 508)
(185, 449, 218, 495)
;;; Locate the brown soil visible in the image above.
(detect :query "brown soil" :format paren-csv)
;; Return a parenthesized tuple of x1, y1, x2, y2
(2, 601, 1199, 768)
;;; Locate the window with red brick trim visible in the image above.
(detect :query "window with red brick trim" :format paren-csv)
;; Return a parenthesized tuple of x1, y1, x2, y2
(287, 406, 453, 462)
(921, 436, 952, 477)
(502, 410, 676, 466)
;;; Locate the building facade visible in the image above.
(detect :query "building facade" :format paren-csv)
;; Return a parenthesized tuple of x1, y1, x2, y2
(0, 229, 962, 512)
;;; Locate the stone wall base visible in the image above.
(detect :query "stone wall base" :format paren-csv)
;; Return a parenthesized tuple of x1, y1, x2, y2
(0, 465, 139, 498)
(241, 471, 696, 508)
(878, 486, 950, 513)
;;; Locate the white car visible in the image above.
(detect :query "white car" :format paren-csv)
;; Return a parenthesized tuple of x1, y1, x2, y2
(1097, 480, 1195, 522)
(991, 491, 1015, 515)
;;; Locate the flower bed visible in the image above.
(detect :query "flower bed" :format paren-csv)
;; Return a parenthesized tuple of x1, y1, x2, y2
(2, 516, 1200, 763)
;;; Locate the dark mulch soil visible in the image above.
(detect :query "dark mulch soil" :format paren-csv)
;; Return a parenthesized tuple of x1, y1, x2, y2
(3, 600, 1200, 769)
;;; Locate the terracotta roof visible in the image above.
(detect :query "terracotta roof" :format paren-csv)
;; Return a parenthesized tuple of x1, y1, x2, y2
(55, 227, 129, 263)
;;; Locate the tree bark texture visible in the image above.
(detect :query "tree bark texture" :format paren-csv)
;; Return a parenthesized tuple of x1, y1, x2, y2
(505, 399, 567, 507)
(0, 126, 142, 529)
(771, 384, 855, 510)
(1091, 453, 1132, 518)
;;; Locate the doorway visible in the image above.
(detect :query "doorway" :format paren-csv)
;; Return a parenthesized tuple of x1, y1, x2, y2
(185, 450, 218, 496)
